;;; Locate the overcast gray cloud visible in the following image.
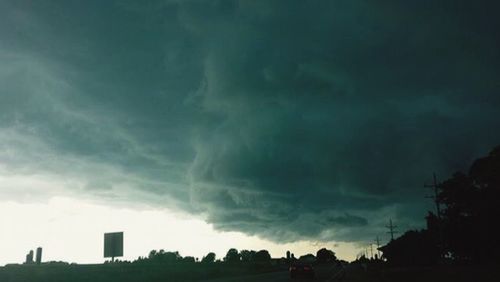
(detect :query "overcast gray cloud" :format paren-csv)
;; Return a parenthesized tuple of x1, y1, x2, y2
(1, 0, 500, 244)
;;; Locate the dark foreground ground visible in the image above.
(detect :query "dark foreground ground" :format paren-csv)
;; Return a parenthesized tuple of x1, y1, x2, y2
(0, 262, 344, 282)
(342, 264, 500, 282)
(0, 262, 282, 282)
(1, 262, 498, 282)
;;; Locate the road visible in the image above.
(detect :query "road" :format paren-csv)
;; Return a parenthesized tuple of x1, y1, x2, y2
(205, 264, 345, 282)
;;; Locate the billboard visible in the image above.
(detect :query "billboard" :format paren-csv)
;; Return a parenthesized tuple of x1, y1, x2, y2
(104, 232, 123, 259)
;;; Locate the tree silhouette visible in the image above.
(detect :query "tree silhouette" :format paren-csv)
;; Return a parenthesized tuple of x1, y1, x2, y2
(240, 250, 256, 262)
(201, 252, 216, 263)
(379, 230, 439, 266)
(147, 250, 182, 263)
(299, 254, 316, 262)
(224, 248, 241, 262)
(437, 145, 500, 263)
(380, 145, 500, 265)
(438, 172, 477, 261)
(316, 248, 337, 263)
(182, 256, 195, 263)
(253, 250, 271, 262)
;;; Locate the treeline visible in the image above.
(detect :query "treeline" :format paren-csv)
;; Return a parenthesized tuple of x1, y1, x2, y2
(131, 247, 337, 265)
(134, 250, 196, 264)
(131, 249, 271, 264)
(381, 145, 500, 266)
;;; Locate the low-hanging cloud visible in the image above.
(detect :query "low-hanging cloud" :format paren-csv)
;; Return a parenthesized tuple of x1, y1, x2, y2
(1, 0, 500, 244)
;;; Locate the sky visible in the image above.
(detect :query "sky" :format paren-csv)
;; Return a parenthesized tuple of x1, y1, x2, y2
(1, 0, 500, 265)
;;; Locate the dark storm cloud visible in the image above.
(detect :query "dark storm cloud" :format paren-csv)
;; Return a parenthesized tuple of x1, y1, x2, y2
(1, 0, 500, 243)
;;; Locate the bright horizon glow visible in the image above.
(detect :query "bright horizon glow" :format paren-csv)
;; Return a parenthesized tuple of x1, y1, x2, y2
(0, 196, 359, 266)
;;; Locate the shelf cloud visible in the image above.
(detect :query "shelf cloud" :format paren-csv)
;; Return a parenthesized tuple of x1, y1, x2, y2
(1, 0, 500, 244)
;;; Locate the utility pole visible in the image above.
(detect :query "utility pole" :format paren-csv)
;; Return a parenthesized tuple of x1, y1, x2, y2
(386, 219, 398, 241)
(370, 244, 373, 259)
(425, 172, 445, 261)
(375, 236, 381, 258)
(424, 173, 441, 218)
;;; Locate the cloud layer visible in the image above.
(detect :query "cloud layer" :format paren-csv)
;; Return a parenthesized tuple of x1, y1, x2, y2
(1, 0, 500, 244)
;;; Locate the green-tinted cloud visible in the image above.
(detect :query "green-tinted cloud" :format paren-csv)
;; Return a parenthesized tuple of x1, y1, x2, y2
(1, 0, 499, 243)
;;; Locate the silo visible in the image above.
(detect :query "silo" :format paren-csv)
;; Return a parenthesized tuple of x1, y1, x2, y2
(36, 247, 42, 265)
(27, 250, 34, 264)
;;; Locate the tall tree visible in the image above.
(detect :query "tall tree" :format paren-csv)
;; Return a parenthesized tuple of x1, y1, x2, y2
(438, 145, 500, 262)
(253, 250, 271, 262)
(316, 248, 336, 263)
(224, 248, 241, 263)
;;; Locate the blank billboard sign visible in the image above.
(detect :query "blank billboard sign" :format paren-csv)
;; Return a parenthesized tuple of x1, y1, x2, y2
(104, 232, 123, 259)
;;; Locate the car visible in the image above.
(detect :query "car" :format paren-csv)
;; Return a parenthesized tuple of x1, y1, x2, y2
(289, 262, 315, 279)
